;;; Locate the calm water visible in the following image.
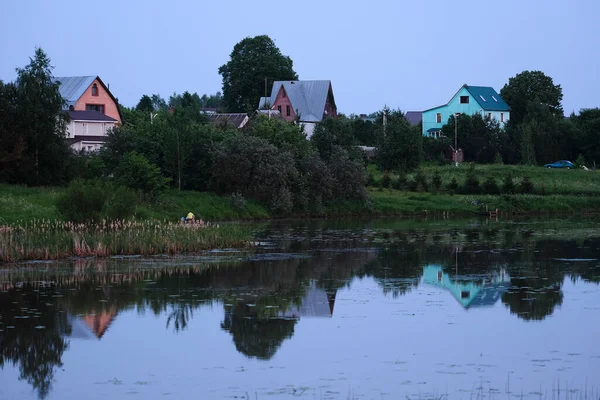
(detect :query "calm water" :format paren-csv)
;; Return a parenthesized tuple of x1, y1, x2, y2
(1, 218, 600, 399)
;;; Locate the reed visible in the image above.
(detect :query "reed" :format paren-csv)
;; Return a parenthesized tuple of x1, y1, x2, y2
(0, 218, 252, 262)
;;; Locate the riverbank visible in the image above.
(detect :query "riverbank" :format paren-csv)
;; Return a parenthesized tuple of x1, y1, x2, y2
(2, 170, 600, 226)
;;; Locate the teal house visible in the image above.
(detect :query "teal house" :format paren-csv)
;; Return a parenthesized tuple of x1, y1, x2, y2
(422, 84, 511, 137)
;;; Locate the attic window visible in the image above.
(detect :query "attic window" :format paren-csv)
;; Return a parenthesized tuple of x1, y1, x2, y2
(491, 95, 498, 102)
(282, 89, 286, 98)
(460, 96, 469, 104)
(91, 83, 98, 96)
(479, 95, 486, 102)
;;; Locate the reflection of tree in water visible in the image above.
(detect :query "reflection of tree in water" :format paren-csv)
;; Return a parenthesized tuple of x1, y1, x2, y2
(502, 277, 563, 321)
(220, 303, 297, 360)
(0, 285, 70, 399)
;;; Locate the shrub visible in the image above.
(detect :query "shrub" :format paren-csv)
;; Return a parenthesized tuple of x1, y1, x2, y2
(392, 172, 407, 190)
(502, 173, 516, 194)
(104, 185, 137, 220)
(482, 176, 500, 195)
(381, 172, 392, 189)
(462, 164, 480, 194)
(494, 152, 504, 165)
(447, 177, 459, 194)
(366, 171, 376, 187)
(230, 192, 247, 213)
(413, 170, 428, 192)
(114, 152, 170, 203)
(576, 154, 586, 169)
(56, 179, 107, 222)
(519, 176, 534, 194)
(431, 170, 443, 192)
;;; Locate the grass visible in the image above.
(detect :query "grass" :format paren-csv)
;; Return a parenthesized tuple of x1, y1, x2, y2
(0, 219, 253, 262)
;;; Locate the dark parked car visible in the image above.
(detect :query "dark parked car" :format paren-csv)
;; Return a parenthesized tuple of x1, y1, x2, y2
(544, 160, 575, 169)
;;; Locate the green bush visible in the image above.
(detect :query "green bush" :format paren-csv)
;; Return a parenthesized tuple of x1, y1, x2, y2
(576, 154, 586, 169)
(56, 179, 107, 222)
(502, 173, 516, 194)
(482, 176, 500, 194)
(413, 170, 428, 192)
(381, 172, 392, 189)
(462, 165, 480, 194)
(392, 172, 407, 190)
(431, 170, 443, 192)
(230, 192, 247, 213)
(366, 171, 376, 187)
(447, 177, 459, 194)
(519, 176, 534, 194)
(114, 152, 170, 203)
(104, 185, 138, 220)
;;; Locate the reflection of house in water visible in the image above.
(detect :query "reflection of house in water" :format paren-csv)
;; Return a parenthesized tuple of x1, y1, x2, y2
(278, 281, 336, 319)
(66, 308, 118, 340)
(423, 264, 511, 308)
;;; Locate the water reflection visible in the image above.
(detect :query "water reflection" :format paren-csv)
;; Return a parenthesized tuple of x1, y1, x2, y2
(1, 219, 600, 398)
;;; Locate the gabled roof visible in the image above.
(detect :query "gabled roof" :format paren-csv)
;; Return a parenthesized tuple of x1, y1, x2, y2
(53, 75, 124, 122)
(53, 76, 96, 108)
(405, 111, 422, 125)
(260, 80, 333, 122)
(423, 84, 510, 112)
(464, 85, 510, 111)
(207, 113, 249, 129)
(67, 110, 117, 122)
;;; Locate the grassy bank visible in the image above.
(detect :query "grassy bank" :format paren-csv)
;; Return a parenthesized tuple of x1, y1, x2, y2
(0, 219, 252, 262)
(2, 162, 600, 227)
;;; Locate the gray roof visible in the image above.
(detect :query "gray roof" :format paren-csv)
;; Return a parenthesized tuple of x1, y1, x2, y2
(259, 80, 332, 122)
(207, 113, 249, 129)
(67, 110, 117, 122)
(405, 111, 422, 125)
(53, 76, 96, 109)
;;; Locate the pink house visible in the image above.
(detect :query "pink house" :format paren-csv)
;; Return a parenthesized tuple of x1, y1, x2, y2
(258, 80, 338, 138)
(54, 76, 122, 151)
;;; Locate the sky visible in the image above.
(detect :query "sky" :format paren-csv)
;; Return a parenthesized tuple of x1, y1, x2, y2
(1, 0, 598, 115)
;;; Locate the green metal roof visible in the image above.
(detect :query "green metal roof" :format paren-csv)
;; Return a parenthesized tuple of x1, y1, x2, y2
(464, 85, 510, 111)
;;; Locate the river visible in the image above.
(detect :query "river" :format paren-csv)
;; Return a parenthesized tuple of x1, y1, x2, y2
(1, 218, 599, 399)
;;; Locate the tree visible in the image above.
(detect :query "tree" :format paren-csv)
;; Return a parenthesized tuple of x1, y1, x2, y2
(440, 113, 503, 164)
(114, 152, 170, 202)
(219, 35, 298, 112)
(246, 114, 310, 159)
(500, 70, 564, 126)
(0, 48, 70, 185)
(135, 95, 154, 113)
(311, 117, 356, 161)
(376, 108, 422, 172)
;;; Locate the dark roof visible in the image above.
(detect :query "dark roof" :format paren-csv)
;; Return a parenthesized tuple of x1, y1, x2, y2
(67, 135, 108, 145)
(53, 75, 123, 122)
(67, 110, 117, 122)
(405, 111, 422, 125)
(427, 127, 442, 132)
(207, 113, 249, 129)
(259, 80, 333, 122)
(465, 86, 511, 111)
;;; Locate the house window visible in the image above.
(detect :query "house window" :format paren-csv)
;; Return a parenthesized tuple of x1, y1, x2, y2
(277, 105, 282, 114)
(86, 104, 105, 114)
(436, 113, 442, 123)
(461, 291, 470, 299)
(479, 95, 487, 102)
(437, 271, 443, 282)
(491, 95, 498, 102)
(487, 112, 492, 119)
(91, 83, 98, 96)
(460, 96, 469, 104)
(500, 113, 504, 122)
(286, 105, 291, 117)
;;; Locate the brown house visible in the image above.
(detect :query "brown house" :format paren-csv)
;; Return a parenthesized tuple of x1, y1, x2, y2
(258, 80, 337, 138)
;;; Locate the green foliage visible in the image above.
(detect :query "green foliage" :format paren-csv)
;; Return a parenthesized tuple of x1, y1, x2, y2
(392, 172, 407, 190)
(519, 120, 538, 165)
(66, 151, 106, 181)
(494, 151, 504, 165)
(412, 170, 429, 192)
(246, 115, 310, 159)
(500, 70, 564, 126)
(502, 173, 516, 194)
(440, 113, 503, 164)
(114, 152, 170, 202)
(0, 48, 70, 186)
(462, 164, 480, 194)
(136, 95, 154, 113)
(219, 35, 298, 112)
(519, 176, 534, 194)
(423, 135, 451, 163)
(56, 180, 107, 222)
(381, 172, 392, 189)
(376, 108, 422, 172)
(311, 117, 356, 161)
(104, 185, 138, 220)
(575, 154, 586, 168)
(482, 176, 500, 195)
(327, 146, 369, 201)
(431, 170, 443, 192)
(447, 177, 459, 194)
(230, 192, 247, 214)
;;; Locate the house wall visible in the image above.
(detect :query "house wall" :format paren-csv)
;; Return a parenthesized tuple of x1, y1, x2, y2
(66, 120, 116, 138)
(74, 78, 121, 123)
(271, 86, 296, 122)
(302, 122, 316, 138)
(422, 87, 510, 136)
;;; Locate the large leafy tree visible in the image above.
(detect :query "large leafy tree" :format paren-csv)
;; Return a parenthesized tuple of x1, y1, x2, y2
(219, 35, 298, 112)
(376, 108, 422, 172)
(500, 70, 564, 126)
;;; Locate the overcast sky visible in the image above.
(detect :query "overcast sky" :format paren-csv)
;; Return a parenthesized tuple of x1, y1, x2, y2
(1, 0, 598, 115)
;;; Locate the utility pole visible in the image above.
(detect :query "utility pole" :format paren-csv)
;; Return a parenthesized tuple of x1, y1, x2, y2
(454, 113, 459, 167)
